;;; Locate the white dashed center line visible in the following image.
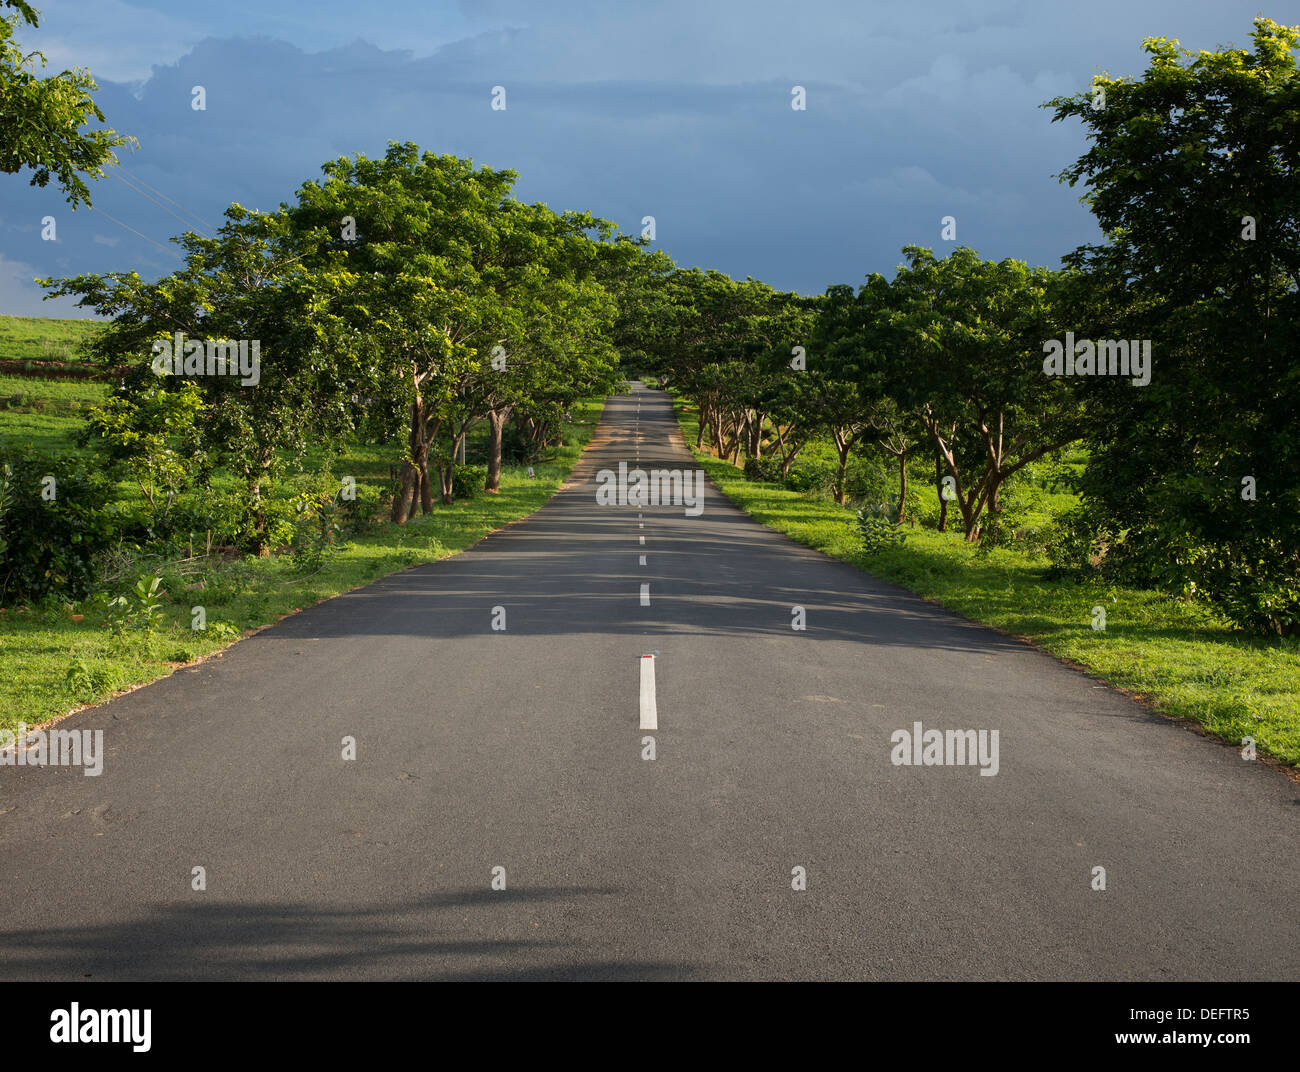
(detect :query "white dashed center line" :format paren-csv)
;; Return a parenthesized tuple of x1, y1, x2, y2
(639, 654, 657, 730)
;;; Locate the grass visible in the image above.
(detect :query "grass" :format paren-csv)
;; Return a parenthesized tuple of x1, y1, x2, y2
(0, 374, 109, 453)
(671, 397, 1300, 768)
(0, 314, 102, 366)
(0, 397, 608, 734)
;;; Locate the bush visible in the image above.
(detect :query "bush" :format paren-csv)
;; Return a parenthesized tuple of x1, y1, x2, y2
(0, 447, 120, 604)
(102, 573, 166, 635)
(287, 487, 345, 573)
(742, 456, 783, 483)
(845, 455, 889, 506)
(856, 503, 907, 554)
(784, 458, 837, 495)
(979, 477, 1045, 551)
(338, 484, 382, 536)
(452, 464, 487, 500)
(501, 423, 540, 465)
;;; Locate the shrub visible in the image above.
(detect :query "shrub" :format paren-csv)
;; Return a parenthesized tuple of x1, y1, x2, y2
(0, 447, 119, 604)
(1043, 505, 1109, 578)
(785, 458, 837, 495)
(742, 456, 783, 483)
(501, 423, 540, 465)
(338, 484, 382, 536)
(452, 464, 487, 500)
(856, 503, 907, 554)
(103, 573, 165, 635)
(978, 478, 1044, 551)
(287, 489, 343, 573)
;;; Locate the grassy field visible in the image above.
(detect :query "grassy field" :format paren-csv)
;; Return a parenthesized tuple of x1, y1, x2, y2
(0, 314, 102, 365)
(0, 374, 109, 453)
(0, 395, 608, 734)
(672, 397, 1300, 768)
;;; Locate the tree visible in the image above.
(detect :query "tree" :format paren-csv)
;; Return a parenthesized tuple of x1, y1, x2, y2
(0, 1, 133, 206)
(287, 146, 514, 520)
(286, 144, 624, 517)
(656, 270, 815, 467)
(1046, 16, 1300, 632)
(875, 247, 1084, 540)
(79, 379, 206, 534)
(42, 205, 368, 547)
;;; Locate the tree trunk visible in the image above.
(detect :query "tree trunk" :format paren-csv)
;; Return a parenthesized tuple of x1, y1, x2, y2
(437, 459, 455, 505)
(834, 437, 850, 506)
(935, 450, 948, 532)
(391, 461, 418, 524)
(895, 449, 907, 524)
(485, 406, 510, 493)
(391, 399, 426, 524)
(418, 442, 434, 514)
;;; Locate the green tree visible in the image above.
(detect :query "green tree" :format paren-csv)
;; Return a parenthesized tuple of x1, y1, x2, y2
(42, 205, 368, 546)
(1046, 16, 1300, 632)
(79, 379, 206, 534)
(0, 1, 133, 206)
(874, 247, 1084, 540)
(286, 144, 624, 517)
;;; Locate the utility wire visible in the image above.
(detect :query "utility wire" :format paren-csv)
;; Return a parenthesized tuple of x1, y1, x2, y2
(111, 171, 214, 237)
(116, 164, 219, 232)
(88, 204, 182, 259)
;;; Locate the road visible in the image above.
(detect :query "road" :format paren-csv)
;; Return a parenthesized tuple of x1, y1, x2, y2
(1, 384, 1296, 980)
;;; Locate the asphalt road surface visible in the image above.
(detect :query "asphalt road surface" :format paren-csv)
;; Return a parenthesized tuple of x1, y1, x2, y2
(1, 385, 1296, 981)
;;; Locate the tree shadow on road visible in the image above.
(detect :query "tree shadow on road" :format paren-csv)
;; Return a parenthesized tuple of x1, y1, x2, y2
(0, 887, 702, 981)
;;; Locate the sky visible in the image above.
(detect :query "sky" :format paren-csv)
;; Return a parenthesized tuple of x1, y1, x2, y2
(0, 0, 1284, 316)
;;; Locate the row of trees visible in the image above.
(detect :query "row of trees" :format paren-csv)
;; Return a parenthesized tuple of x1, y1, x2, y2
(41, 143, 643, 543)
(645, 248, 1081, 542)
(653, 18, 1299, 635)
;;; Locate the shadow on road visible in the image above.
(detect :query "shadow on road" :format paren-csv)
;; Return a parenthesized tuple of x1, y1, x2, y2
(0, 887, 702, 981)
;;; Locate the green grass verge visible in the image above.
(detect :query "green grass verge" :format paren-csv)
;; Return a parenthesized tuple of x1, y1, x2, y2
(0, 397, 607, 734)
(671, 397, 1300, 768)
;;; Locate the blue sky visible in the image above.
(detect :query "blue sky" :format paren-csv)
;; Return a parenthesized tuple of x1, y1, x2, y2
(0, 0, 1284, 316)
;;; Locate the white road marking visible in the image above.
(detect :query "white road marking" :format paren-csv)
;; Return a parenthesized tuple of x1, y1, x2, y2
(639, 655, 657, 730)
(639, 582, 650, 607)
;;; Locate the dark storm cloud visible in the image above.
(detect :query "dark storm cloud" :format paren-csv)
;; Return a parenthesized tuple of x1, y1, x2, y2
(0, 0, 1283, 314)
